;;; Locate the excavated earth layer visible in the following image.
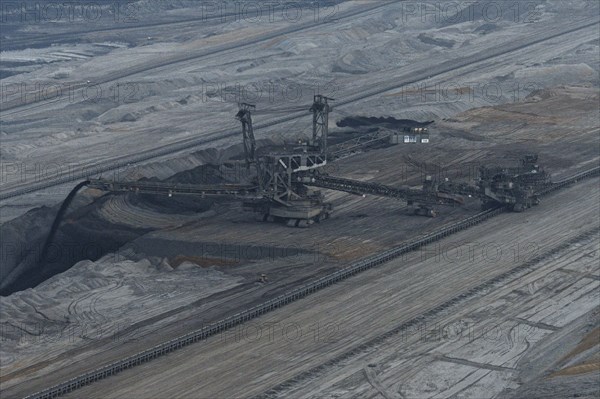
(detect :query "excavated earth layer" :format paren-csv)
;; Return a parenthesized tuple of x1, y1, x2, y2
(0, 86, 598, 399)
(0, 158, 241, 295)
(0, 1, 598, 397)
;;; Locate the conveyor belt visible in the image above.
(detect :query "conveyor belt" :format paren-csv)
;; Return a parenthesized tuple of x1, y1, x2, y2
(327, 130, 391, 161)
(306, 175, 462, 205)
(87, 179, 260, 199)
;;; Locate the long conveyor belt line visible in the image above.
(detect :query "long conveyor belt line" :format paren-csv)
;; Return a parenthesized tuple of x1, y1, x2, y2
(23, 166, 600, 399)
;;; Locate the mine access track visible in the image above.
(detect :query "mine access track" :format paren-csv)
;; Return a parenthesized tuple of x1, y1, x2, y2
(23, 165, 600, 399)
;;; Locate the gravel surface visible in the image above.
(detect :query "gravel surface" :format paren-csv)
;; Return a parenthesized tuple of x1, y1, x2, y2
(0, 1, 598, 398)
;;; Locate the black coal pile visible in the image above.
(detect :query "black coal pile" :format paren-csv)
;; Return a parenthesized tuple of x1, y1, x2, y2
(0, 194, 150, 296)
(337, 116, 434, 129)
(0, 155, 250, 296)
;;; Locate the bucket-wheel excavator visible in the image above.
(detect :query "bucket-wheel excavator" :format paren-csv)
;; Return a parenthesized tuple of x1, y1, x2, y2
(86, 96, 550, 227)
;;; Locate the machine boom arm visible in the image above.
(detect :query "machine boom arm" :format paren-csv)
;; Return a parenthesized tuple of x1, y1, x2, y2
(305, 175, 464, 206)
(87, 179, 260, 199)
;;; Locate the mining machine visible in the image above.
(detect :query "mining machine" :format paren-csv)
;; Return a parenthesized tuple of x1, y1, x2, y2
(85, 97, 550, 227)
(88, 97, 336, 227)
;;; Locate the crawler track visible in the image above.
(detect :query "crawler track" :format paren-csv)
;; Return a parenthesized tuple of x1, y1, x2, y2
(23, 166, 599, 399)
(2, 18, 598, 201)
